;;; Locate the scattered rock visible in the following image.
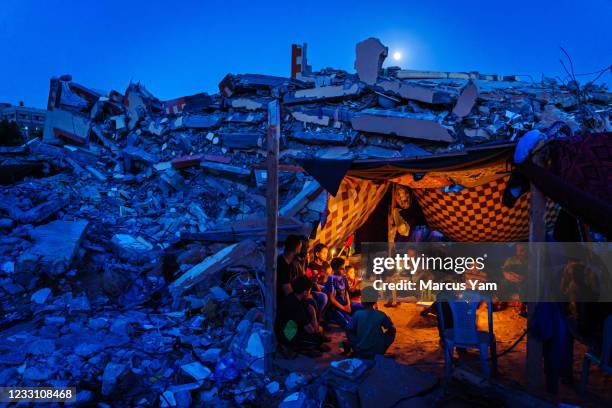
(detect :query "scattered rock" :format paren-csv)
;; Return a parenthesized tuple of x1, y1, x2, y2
(30, 287, 52, 304)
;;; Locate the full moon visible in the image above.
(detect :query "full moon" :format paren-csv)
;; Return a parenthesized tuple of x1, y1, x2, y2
(392, 51, 402, 61)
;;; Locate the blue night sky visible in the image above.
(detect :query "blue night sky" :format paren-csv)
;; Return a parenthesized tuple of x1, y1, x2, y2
(1, 0, 610, 108)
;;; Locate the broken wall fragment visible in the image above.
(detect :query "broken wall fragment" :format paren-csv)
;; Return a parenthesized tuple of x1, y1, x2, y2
(355, 37, 388, 85)
(351, 109, 454, 142)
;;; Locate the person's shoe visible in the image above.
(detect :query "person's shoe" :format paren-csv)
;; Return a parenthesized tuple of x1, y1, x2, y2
(318, 343, 331, 352)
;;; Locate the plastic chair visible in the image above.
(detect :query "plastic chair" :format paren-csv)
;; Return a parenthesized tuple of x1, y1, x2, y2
(436, 290, 497, 380)
(579, 315, 612, 394)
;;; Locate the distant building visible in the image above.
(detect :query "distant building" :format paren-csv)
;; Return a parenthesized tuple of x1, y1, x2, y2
(0, 103, 47, 138)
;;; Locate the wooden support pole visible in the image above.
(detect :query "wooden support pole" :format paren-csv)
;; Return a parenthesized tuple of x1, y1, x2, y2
(526, 182, 545, 390)
(264, 99, 280, 373)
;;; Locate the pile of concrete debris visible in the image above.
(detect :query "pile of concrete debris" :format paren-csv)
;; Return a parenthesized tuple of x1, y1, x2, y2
(0, 37, 610, 406)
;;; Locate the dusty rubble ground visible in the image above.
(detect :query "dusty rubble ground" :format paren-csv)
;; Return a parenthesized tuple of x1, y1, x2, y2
(0, 38, 610, 407)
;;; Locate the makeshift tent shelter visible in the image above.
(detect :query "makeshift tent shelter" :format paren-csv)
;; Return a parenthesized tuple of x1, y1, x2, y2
(293, 132, 611, 392)
(300, 143, 562, 248)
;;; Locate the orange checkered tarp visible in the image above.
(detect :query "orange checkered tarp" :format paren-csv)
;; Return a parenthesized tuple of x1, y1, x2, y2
(310, 173, 559, 245)
(414, 176, 534, 241)
(311, 176, 389, 249)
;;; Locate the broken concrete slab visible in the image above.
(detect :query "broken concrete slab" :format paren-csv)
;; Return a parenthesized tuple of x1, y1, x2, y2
(160, 168, 186, 191)
(102, 362, 129, 396)
(290, 130, 346, 145)
(122, 145, 159, 164)
(163, 92, 213, 116)
(0, 195, 69, 224)
(43, 109, 91, 145)
(200, 161, 251, 180)
(453, 80, 479, 117)
(224, 112, 264, 123)
(169, 240, 259, 296)
(219, 73, 291, 97)
(85, 165, 107, 182)
(228, 97, 266, 111)
(396, 69, 479, 80)
(355, 37, 388, 85)
(279, 180, 323, 217)
(175, 114, 223, 129)
(111, 234, 156, 264)
(291, 111, 330, 126)
(17, 219, 88, 276)
(284, 82, 362, 105)
(181, 362, 211, 381)
(351, 109, 454, 142)
(30, 287, 52, 304)
(377, 79, 456, 104)
(171, 153, 206, 169)
(124, 85, 147, 130)
(171, 153, 231, 169)
(219, 132, 261, 149)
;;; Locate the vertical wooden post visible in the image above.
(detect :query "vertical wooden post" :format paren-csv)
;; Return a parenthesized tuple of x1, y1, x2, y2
(526, 182, 545, 390)
(264, 99, 280, 373)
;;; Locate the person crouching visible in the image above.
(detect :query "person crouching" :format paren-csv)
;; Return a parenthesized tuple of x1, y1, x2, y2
(275, 276, 331, 357)
(345, 286, 396, 359)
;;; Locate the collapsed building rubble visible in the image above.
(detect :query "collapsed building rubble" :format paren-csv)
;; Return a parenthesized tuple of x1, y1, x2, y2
(0, 37, 610, 406)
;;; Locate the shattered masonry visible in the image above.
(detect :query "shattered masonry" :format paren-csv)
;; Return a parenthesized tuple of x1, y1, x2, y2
(0, 38, 610, 406)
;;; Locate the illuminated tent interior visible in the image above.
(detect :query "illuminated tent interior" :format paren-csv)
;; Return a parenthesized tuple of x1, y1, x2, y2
(291, 134, 611, 393)
(299, 143, 559, 250)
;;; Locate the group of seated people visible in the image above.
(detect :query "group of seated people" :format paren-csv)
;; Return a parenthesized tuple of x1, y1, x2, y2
(275, 235, 396, 358)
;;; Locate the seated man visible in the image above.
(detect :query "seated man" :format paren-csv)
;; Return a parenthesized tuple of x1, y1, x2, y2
(324, 257, 363, 328)
(346, 286, 396, 359)
(275, 276, 330, 357)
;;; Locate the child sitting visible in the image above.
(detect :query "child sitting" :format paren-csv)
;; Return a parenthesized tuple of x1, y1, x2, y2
(345, 286, 396, 359)
(346, 265, 361, 298)
(323, 257, 363, 328)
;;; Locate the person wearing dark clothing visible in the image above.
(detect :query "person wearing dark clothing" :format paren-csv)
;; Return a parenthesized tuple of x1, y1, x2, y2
(276, 235, 302, 303)
(346, 286, 396, 358)
(275, 276, 330, 356)
(501, 243, 528, 315)
(307, 243, 331, 287)
(303, 243, 330, 320)
(291, 235, 309, 278)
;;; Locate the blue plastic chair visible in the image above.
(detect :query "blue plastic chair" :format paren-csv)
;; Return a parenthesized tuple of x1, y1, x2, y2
(579, 314, 612, 394)
(436, 290, 497, 380)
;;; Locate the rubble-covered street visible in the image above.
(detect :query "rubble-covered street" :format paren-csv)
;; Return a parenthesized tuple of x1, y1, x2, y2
(0, 32, 610, 407)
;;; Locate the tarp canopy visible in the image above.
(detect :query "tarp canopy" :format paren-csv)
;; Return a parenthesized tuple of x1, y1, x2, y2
(300, 136, 611, 246)
(299, 143, 515, 196)
(303, 144, 544, 247)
